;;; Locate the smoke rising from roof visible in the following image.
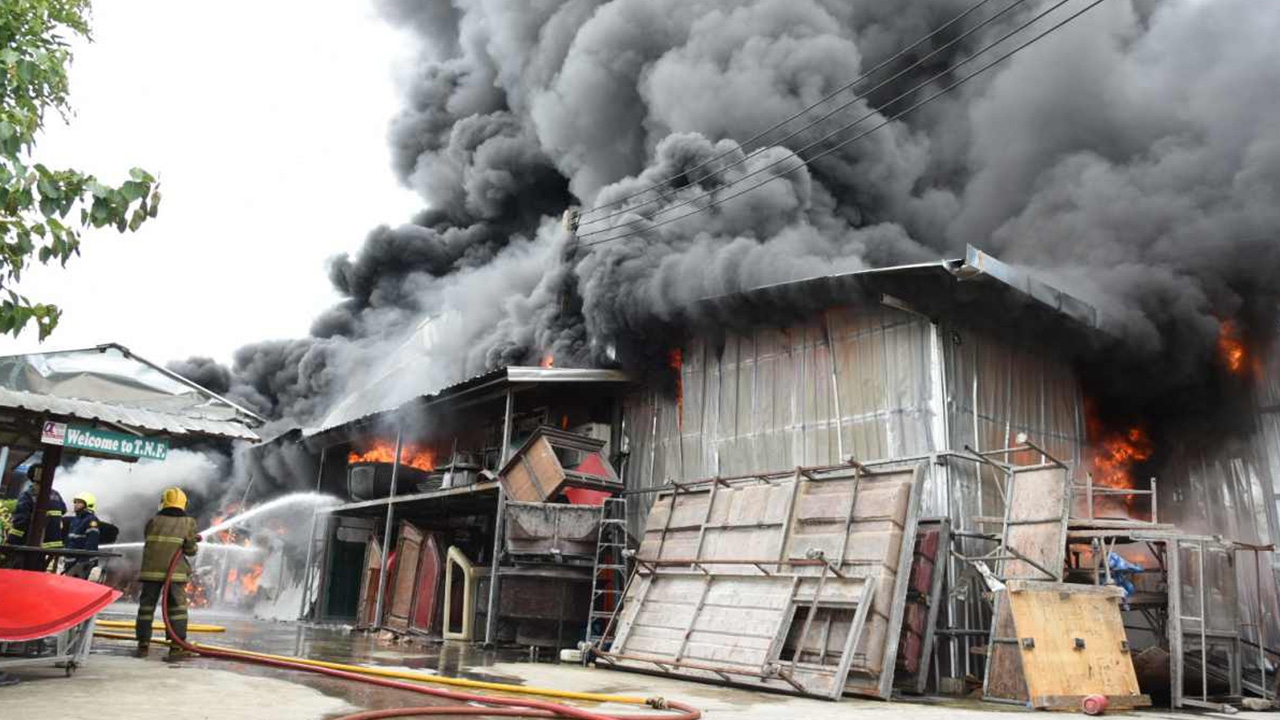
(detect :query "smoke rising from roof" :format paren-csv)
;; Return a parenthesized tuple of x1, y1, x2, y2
(172, 0, 1280, 449)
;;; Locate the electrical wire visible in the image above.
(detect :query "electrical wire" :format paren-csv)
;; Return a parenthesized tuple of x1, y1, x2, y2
(577, 0, 1031, 229)
(576, 0, 1002, 222)
(579, 0, 1082, 243)
(579, 0, 1111, 250)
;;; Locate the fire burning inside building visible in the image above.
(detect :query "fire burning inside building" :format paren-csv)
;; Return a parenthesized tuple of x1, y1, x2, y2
(1220, 319, 1250, 376)
(348, 441, 435, 473)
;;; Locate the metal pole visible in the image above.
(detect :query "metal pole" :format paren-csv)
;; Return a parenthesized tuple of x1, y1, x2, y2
(373, 424, 403, 628)
(297, 447, 328, 621)
(824, 312, 845, 461)
(1255, 548, 1268, 702)
(485, 389, 515, 645)
(0, 446, 9, 491)
(1198, 542, 1208, 702)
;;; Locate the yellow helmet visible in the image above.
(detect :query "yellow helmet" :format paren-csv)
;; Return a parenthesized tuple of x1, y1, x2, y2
(160, 487, 188, 510)
(73, 492, 97, 511)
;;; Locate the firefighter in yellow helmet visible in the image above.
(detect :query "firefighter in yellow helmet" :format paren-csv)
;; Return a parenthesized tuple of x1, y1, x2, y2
(135, 487, 199, 659)
(63, 491, 101, 579)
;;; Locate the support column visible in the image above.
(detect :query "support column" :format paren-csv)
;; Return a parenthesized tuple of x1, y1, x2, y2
(485, 389, 515, 645)
(373, 424, 403, 628)
(23, 444, 63, 571)
(298, 446, 328, 620)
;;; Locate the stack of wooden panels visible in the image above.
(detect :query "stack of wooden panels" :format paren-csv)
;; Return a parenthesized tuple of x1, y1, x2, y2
(601, 461, 926, 700)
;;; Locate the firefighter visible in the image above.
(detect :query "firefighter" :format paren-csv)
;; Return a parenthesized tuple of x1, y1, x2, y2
(136, 487, 199, 659)
(4, 465, 67, 552)
(64, 492, 101, 579)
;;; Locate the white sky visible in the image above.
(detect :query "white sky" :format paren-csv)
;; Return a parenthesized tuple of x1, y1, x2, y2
(0, 1, 421, 365)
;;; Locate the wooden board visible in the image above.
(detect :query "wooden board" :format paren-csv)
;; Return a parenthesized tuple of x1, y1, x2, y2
(984, 593, 1029, 702)
(984, 581, 1149, 710)
(385, 521, 425, 633)
(608, 462, 925, 701)
(1000, 466, 1071, 581)
(895, 518, 949, 694)
(355, 537, 383, 629)
(409, 533, 443, 634)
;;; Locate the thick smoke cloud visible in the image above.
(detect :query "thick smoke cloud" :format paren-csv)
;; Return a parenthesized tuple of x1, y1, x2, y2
(54, 450, 225, 541)
(173, 0, 1280, 443)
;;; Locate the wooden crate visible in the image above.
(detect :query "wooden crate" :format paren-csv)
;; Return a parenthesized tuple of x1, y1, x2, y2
(499, 426, 621, 503)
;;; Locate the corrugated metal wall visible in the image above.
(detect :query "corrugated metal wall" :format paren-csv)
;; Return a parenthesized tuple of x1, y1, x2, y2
(1154, 334, 1280, 651)
(619, 300, 1280, 663)
(621, 306, 938, 530)
(620, 304, 1086, 533)
(941, 319, 1085, 535)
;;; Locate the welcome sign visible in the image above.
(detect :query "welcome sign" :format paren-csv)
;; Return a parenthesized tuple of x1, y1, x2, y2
(42, 421, 168, 461)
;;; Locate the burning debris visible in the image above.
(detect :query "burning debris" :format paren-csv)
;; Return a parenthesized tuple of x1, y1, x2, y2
(348, 441, 435, 473)
(1083, 398, 1155, 519)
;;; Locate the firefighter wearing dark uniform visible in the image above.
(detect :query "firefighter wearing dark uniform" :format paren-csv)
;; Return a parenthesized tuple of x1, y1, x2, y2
(136, 487, 199, 659)
(4, 465, 66, 550)
(64, 492, 101, 579)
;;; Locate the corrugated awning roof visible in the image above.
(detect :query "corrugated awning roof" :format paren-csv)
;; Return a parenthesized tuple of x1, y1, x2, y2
(0, 387, 260, 441)
(0, 343, 263, 444)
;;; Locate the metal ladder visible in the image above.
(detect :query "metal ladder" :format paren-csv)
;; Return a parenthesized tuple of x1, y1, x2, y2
(585, 497, 629, 649)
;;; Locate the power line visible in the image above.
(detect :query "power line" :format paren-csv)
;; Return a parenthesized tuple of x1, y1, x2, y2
(577, 0, 1034, 230)
(580, 0, 1112, 250)
(579, 0, 1085, 243)
(575, 0, 1002, 223)
(579, 0, 1078, 243)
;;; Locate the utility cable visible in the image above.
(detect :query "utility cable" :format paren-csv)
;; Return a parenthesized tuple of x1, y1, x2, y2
(576, 0, 1003, 224)
(579, 0, 1078, 242)
(580, 0, 1109, 249)
(577, 0, 1029, 229)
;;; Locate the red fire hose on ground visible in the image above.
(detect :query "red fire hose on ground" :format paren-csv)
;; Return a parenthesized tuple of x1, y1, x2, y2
(157, 549, 701, 720)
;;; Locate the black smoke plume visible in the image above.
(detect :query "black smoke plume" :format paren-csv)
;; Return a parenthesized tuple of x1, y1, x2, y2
(173, 0, 1280, 488)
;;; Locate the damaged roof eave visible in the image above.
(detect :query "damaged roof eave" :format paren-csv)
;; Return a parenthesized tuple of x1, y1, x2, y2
(693, 245, 1108, 339)
(301, 365, 632, 447)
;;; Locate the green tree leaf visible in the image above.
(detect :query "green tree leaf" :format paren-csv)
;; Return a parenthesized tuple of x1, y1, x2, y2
(0, 0, 160, 339)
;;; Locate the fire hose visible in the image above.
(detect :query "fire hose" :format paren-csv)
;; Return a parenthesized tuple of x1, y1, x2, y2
(154, 547, 701, 720)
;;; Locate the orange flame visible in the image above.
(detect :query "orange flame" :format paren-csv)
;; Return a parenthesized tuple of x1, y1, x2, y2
(1085, 402, 1153, 518)
(668, 349, 684, 429)
(239, 564, 264, 594)
(541, 353, 555, 368)
(349, 441, 435, 472)
(1219, 320, 1248, 375)
(186, 578, 210, 608)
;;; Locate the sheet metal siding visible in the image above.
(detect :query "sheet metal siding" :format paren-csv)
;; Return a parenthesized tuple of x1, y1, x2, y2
(622, 308, 1087, 522)
(1155, 329, 1280, 651)
(942, 322, 1085, 532)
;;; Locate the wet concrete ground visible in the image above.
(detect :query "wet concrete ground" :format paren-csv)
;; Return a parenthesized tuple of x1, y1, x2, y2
(5, 602, 1274, 719)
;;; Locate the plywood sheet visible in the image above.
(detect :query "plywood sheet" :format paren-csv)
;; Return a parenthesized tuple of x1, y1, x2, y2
(985, 581, 1150, 710)
(984, 594, 1028, 702)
